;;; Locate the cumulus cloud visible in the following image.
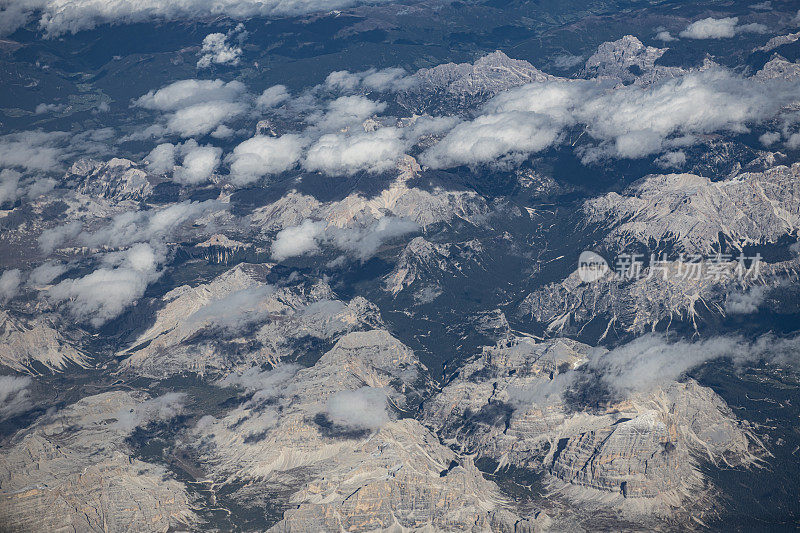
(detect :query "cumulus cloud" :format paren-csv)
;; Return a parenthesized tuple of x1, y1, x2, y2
(271, 219, 326, 261)
(113, 392, 186, 432)
(655, 150, 686, 168)
(304, 128, 406, 175)
(228, 134, 307, 185)
(134, 79, 247, 138)
(309, 95, 386, 132)
(1, 0, 387, 37)
(759, 131, 781, 146)
(135, 79, 246, 112)
(422, 112, 562, 168)
(0, 375, 32, 420)
(185, 284, 275, 335)
(582, 333, 800, 396)
(146, 140, 221, 183)
(37, 220, 82, 253)
(0, 169, 20, 205)
(197, 29, 243, 68)
(172, 141, 221, 184)
(49, 243, 164, 326)
(257, 85, 290, 109)
(324, 67, 414, 92)
(422, 67, 800, 166)
(218, 364, 300, 393)
(0, 130, 70, 172)
(78, 200, 218, 250)
(0, 269, 22, 301)
(271, 216, 418, 261)
(655, 30, 676, 42)
(329, 217, 419, 260)
(679, 17, 766, 39)
(725, 286, 768, 314)
(28, 261, 67, 286)
(325, 386, 389, 429)
(0, 129, 113, 174)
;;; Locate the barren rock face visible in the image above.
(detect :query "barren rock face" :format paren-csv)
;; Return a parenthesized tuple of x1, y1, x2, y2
(121, 263, 382, 377)
(399, 51, 559, 114)
(0, 311, 89, 373)
(423, 336, 757, 515)
(0, 391, 195, 532)
(520, 257, 800, 338)
(582, 35, 671, 85)
(270, 419, 526, 533)
(583, 164, 800, 253)
(69, 158, 155, 203)
(188, 330, 537, 531)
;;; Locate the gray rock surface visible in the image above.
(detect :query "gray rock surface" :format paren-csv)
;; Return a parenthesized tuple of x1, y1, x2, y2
(0, 391, 196, 532)
(423, 336, 758, 516)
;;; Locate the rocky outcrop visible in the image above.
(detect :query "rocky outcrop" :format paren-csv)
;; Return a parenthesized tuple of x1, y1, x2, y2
(754, 33, 800, 53)
(423, 336, 758, 516)
(195, 233, 253, 264)
(755, 55, 800, 81)
(520, 256, 800, 337)
(122, 263, 382, 377)
(68, 158, 155, 202)
(250, 157, 490, 233)
(384, 236, 486, 297)
(0, 311, 89, 373)
(399, 51, 558, 114)
(0, 391, 195, 532)
(190, 330, 536, 531)
(582, 35, 670, 85)
(583, 164, 800, 253)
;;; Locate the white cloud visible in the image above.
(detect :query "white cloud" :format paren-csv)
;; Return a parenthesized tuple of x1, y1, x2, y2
(135, 79, 246, 112)
(228, 134, 307, 185)
(134, 79, 247, 138)
(759, 131, 781, 146)
(309, 95, 386, 131)
(35, 103, 66, 114)
(422, 112, 562, 169)
(145, 143, 177, 174)
(271, 216, 418, 261)
(324, 68, 414, 92)
(172, 141, 221, 184)
(2, 0, 388, 37)
(421, 67, 800, 167)
(584, 333, 800, 395)
(303, 127, 406, 176)
(0, 375, 32, 420)
(0, 169, 21, 205)
(271, 219, 325, 261)
(655, 150, 686, 168)
(28, 261, 67, 286)
(197, 32, 242, 69)
(325, 386, 389, 429)
(725, 286, 768, 314)
(0, 269, 22, 301)
(257, 85, 290, 109)
(655, 30, 676, 42)
(38, 221, 82, 253)
(49, 243, 164, 326)
(185, 284, 275, 334)
(113, 392, 186, 432)
(166, 101, 246, 137)
(680, 17, 739, 39)
(679, 17, 766, 39)
(146, 140, 220, 183)
(329, 217, 419, 260)
(79, 200, 218, 249)
(218, 364, 300, 393)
